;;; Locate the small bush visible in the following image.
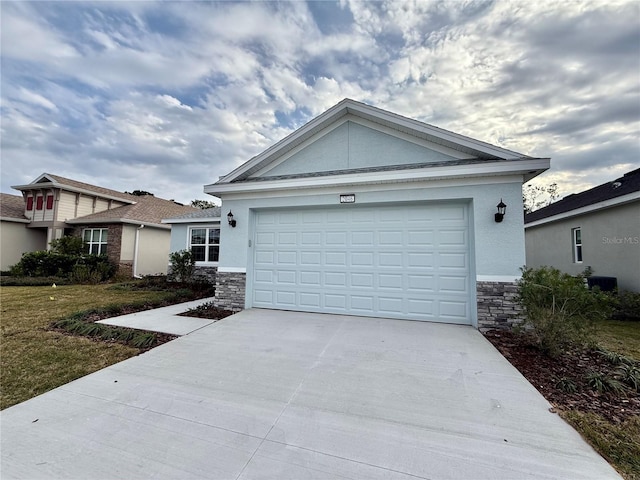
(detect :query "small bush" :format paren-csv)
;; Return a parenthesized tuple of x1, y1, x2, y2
(611, 291, 640, 321)
(586, 371, 627, 395)
(555, 377, 578, 394)
(49, 236, 85, 255)
(597, 348, 634, 366)
(168, 249, 195, 283)
(616, 364, 640, 392)
(517, 266, 612, 357)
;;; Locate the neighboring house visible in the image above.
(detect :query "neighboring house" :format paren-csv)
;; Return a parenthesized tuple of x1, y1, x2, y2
(525, 168, 640, 292)
(5, 173, 198, 276)
(163, 207, 221, 282)
(0, 193, 47, 271)
(202, 99, 550, 329)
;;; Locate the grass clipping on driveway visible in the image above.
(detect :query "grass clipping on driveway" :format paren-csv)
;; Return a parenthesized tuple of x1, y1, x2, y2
(0, 284, 179, 410)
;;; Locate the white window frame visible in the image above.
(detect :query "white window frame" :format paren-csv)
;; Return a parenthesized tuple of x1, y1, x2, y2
(188, 225, 220, 265)
(83, 228, 108, 255)
(572, 227, 583, 263)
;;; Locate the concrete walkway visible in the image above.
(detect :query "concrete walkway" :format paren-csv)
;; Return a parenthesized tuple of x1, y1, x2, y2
(1, 309, 621, 479)
(97, 297, 217, 335)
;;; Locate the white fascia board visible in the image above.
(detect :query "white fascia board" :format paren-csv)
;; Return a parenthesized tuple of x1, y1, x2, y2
(11, 182, 136, 205)
(67, 218, 170, 229)
(524, 191, 640, 229)
(162, 217, 221, 224)
(206, 158, 550, 196)
(0, 217, 31, 223)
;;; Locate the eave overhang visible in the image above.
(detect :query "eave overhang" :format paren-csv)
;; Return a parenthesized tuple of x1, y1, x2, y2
(206, 158, 550, 196)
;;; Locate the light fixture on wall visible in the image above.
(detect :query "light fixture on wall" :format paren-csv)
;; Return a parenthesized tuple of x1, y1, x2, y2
(495, 199, 507, 223)
(227, 211, 237, 228)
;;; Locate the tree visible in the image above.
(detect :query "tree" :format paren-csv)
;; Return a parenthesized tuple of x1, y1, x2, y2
(126, 190, 154, 196)
(191, 199, 218, 209)
(523, 183, 559, 213)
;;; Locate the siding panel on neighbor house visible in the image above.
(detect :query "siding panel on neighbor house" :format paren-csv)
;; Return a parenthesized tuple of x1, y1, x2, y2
(0, 222, 47, 270)
(57, 191, 77, 221)
(137, 228, 171, 275)
(95, 198, 110, 213)
(526, 202, 640, 291)
(261, 121, 458, 178)
(77, 196, 94, 216)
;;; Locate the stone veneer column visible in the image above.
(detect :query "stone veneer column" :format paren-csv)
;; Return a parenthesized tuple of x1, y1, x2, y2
(476, 281, 523, 331)
(214, 271, 246, 311)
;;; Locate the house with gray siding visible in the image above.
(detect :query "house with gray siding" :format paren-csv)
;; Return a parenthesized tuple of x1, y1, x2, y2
(201, 99, 550, 329)
(525, 168, 640, 292)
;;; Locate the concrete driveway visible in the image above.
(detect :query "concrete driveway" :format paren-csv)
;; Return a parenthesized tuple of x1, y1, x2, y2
(1, 309, 620, 479)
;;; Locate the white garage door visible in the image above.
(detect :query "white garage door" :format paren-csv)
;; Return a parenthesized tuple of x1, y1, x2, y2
(251, 203, 471, 324)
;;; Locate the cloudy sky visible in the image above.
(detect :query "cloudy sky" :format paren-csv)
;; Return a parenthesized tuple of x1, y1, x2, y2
(1, 0, 639, 205)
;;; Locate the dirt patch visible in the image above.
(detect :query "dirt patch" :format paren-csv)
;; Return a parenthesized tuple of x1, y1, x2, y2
(484, 330, 640, 424)
(178, 303, 235, 320)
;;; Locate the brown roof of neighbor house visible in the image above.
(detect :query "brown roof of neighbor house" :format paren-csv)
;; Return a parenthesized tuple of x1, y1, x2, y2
(13, 173, 137, 203)
(0, 193, 28, 220)
(525, 168, 640, 224)
(67, 194, 199, 227)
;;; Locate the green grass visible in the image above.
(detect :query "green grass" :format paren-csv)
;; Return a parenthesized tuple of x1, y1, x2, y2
(580, 318, 640, 479)
(561, 412, 640, 480)
(596, 318, 640, 360)
(0, 284, 178, 410)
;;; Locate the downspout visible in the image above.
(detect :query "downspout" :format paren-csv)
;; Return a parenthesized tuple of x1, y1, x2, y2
(133, 224, 145, 278)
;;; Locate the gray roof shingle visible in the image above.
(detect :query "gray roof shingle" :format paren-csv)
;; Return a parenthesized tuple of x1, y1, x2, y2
(525, 168, 640, 224)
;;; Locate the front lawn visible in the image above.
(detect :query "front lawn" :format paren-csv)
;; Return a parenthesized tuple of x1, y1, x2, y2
(0, 283, 202, 410)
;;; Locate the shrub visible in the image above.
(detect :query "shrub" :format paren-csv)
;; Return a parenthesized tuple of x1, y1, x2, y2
(586, 371, 627, 395)
(517, 266, 612, 357)
(9, 250, 116, 283)
(611, 291, 640, 321)
(49, 236, 85, 255)
(168, 249, 195, 283)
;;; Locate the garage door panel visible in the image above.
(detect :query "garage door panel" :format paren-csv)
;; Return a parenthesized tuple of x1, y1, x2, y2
(255, 251, 275, 264)
(379, 274, 403, 289)
(325, 272, 347, 287)
(438, 252, 467, 268)
(252, 204, 471, 324)
(326, 252, 346, 266)
(299, 292, 321, 308)
(325, 294, 347, 309)
(300, 271, 321, 285)
(277, 270, 296, 284)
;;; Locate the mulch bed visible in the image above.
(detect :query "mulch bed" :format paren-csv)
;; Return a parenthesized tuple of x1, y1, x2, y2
(483, 330, 640, 423)
(178, 305, 235, 320)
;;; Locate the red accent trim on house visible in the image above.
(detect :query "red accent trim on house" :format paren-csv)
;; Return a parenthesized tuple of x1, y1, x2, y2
(46, 195, 54, 210)
(26, 196, 34, 211)
(36, 196, 44, 210)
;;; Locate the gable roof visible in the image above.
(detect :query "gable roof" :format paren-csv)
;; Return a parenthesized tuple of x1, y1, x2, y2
(12, 173, 137, 203)
(0, 193, 29, 222)
(525, 168, 640, 226)
(67, 195, 199, 228)
(162, 207, 222, 224)
(206, 98, 550, 195)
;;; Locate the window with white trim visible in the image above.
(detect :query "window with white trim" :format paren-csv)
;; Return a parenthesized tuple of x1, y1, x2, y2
(572, 227, 582, 263)
(190, 227, 220, 263)
(83, 228, 108, 255)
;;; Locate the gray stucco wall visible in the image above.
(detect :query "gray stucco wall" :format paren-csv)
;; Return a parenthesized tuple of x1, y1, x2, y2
(218, 177, 526, 281)
(525, 201, 640, 292)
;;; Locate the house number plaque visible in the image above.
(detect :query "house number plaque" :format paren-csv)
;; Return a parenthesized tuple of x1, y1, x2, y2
(340, 194, 356, 204)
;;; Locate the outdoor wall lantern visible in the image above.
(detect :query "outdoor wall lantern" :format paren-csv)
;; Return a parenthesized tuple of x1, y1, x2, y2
(227, 210, 237, 228)
(495, 199, 507, 223)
